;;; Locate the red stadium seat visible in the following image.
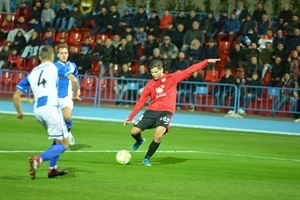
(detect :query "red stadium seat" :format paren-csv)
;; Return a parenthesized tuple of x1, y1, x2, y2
(1, 71, 13, 84)
(12, 71, 27, 84)
(68, 30, 82, 45)
(95, 33, 108, 42)
(25, 58, 40, 72)
(54, 31, 69, 44)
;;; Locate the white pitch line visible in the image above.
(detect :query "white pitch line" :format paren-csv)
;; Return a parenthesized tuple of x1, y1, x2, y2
(0, 150, 299, 163)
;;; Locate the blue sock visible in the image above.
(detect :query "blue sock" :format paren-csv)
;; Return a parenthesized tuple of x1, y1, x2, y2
(49, 155, 60, 168)
(40, 144, 66, 162)
(65, 120, 72, 132)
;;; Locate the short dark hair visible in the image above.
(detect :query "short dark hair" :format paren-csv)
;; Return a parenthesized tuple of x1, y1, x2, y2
(149, 60, 163, 70)
(39, 45, 54, 60)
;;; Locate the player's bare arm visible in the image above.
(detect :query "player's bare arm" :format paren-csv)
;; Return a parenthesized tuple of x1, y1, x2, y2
(67, 74, 82, 101)
(12, 90, 24, 119)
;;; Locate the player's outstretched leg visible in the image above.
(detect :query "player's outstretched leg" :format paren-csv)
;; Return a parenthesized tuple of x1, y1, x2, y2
(142, 140, 161, 167)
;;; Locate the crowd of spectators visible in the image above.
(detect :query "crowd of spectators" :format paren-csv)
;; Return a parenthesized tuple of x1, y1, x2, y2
(0, 0, 299, 120)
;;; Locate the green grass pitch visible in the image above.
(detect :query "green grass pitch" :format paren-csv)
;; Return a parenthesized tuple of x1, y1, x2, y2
(0, 113, 299, 200)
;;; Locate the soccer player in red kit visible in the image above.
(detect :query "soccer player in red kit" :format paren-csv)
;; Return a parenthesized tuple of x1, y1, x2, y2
(123, 58, 220, 166)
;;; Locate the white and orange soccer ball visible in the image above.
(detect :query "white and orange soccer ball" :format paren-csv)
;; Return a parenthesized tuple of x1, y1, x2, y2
(116, 150, 132, 165)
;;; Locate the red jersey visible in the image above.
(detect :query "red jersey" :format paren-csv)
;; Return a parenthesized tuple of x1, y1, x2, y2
(127, 60, 209, 121)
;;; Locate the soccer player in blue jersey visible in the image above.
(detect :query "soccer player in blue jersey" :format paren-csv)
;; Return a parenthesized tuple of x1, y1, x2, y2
(13, 45, 80, 179)
(54, 43, 81, 145)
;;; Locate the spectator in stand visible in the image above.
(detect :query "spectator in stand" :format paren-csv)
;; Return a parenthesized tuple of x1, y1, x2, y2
(146, 10, 160, 37)
(238, 71, 262, 115)
(186, 10, 199, 30)
(278, 3, 294, 26)
(14, 16, 29, 32)
(252, 2, 267, 23)
(0, 0, 10, 12)
(240, 27, 259, 48)
(245, 56, 262, 82)
(239, 14, 256, 41)
(217, 12, 241, 45)
(136, 64, 151, 96)
(232, 1, 250, 22)
(112, 34, 121, 48)
(288, 50, 300, 80)
(115, 38, 134, 72)
(81, 37, 93, 54)
(260, 42, 274, 78)
(227, 75, 245, 114)
(105, 5, 120, 35)
(258, 29, 274, 50)
(285, 13, 300, 37)
(216, 12, 228, 34)
(271, 72, 297, 117)
(21, 31, 40, 59)
(0, 14, 14, 40)
(170, 52, 190, 73)
(125, 33, 136, 58)
(98, 38, 115, 78)
(15, 0, 31, 21)
(41, 29, 54, 46)
(93, 37, 104, 57)
(257, 14, 272, 37)
(273, 29, 286, 49)
(201, 10, 217, 40)
(10, 30, 26, 54)
(159, 10, 172, 30)
(133, 6, 148, 28)
(228, 42, 247, 70)
(139, 34, 159, 64)
(118, 9, 133, 35)
(61, 4, 84, 31)
(68, 45, 79, 63)
(121, 25, 135, 38)
(114, 63, 132, 105)
(244, 42, 260, 64)
(272, 42, 290, 65)
(149, 48, 163, 64)
(89, 7, 108, 36)
(204, 38, 219, 69)
(186, 39, 205, 65)
(187, 71, 206, 111)
(286, 28, 300, 52)
(0, 44, 10, 69)
(182, 21, 205, 52)
(268, 56, 285, 86)
(134, 26, 147, 46)
(41, 1, 55, 31)
(173, 10, 189, 30)
(93, 0, 110, 17)
(172, 23, 185, 50)
(161, 51, 173, 73)
(29, 0, 43, 33)
(6, 48, 21, 70)
(53, 2, 69, 32)
(213, 68, 235, 113)
(128, 64, 151, 102)
(160, 22, 175, 43)
(159, 36, 179, 63)
(76, 46, 92, 75)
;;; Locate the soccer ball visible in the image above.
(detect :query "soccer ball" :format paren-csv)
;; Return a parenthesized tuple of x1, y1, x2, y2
(116, 150, 132, 165)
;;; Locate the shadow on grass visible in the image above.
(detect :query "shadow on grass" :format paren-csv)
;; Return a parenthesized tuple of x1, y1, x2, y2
(68, 144, 92, 151)
(154, 157, 189, 165)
